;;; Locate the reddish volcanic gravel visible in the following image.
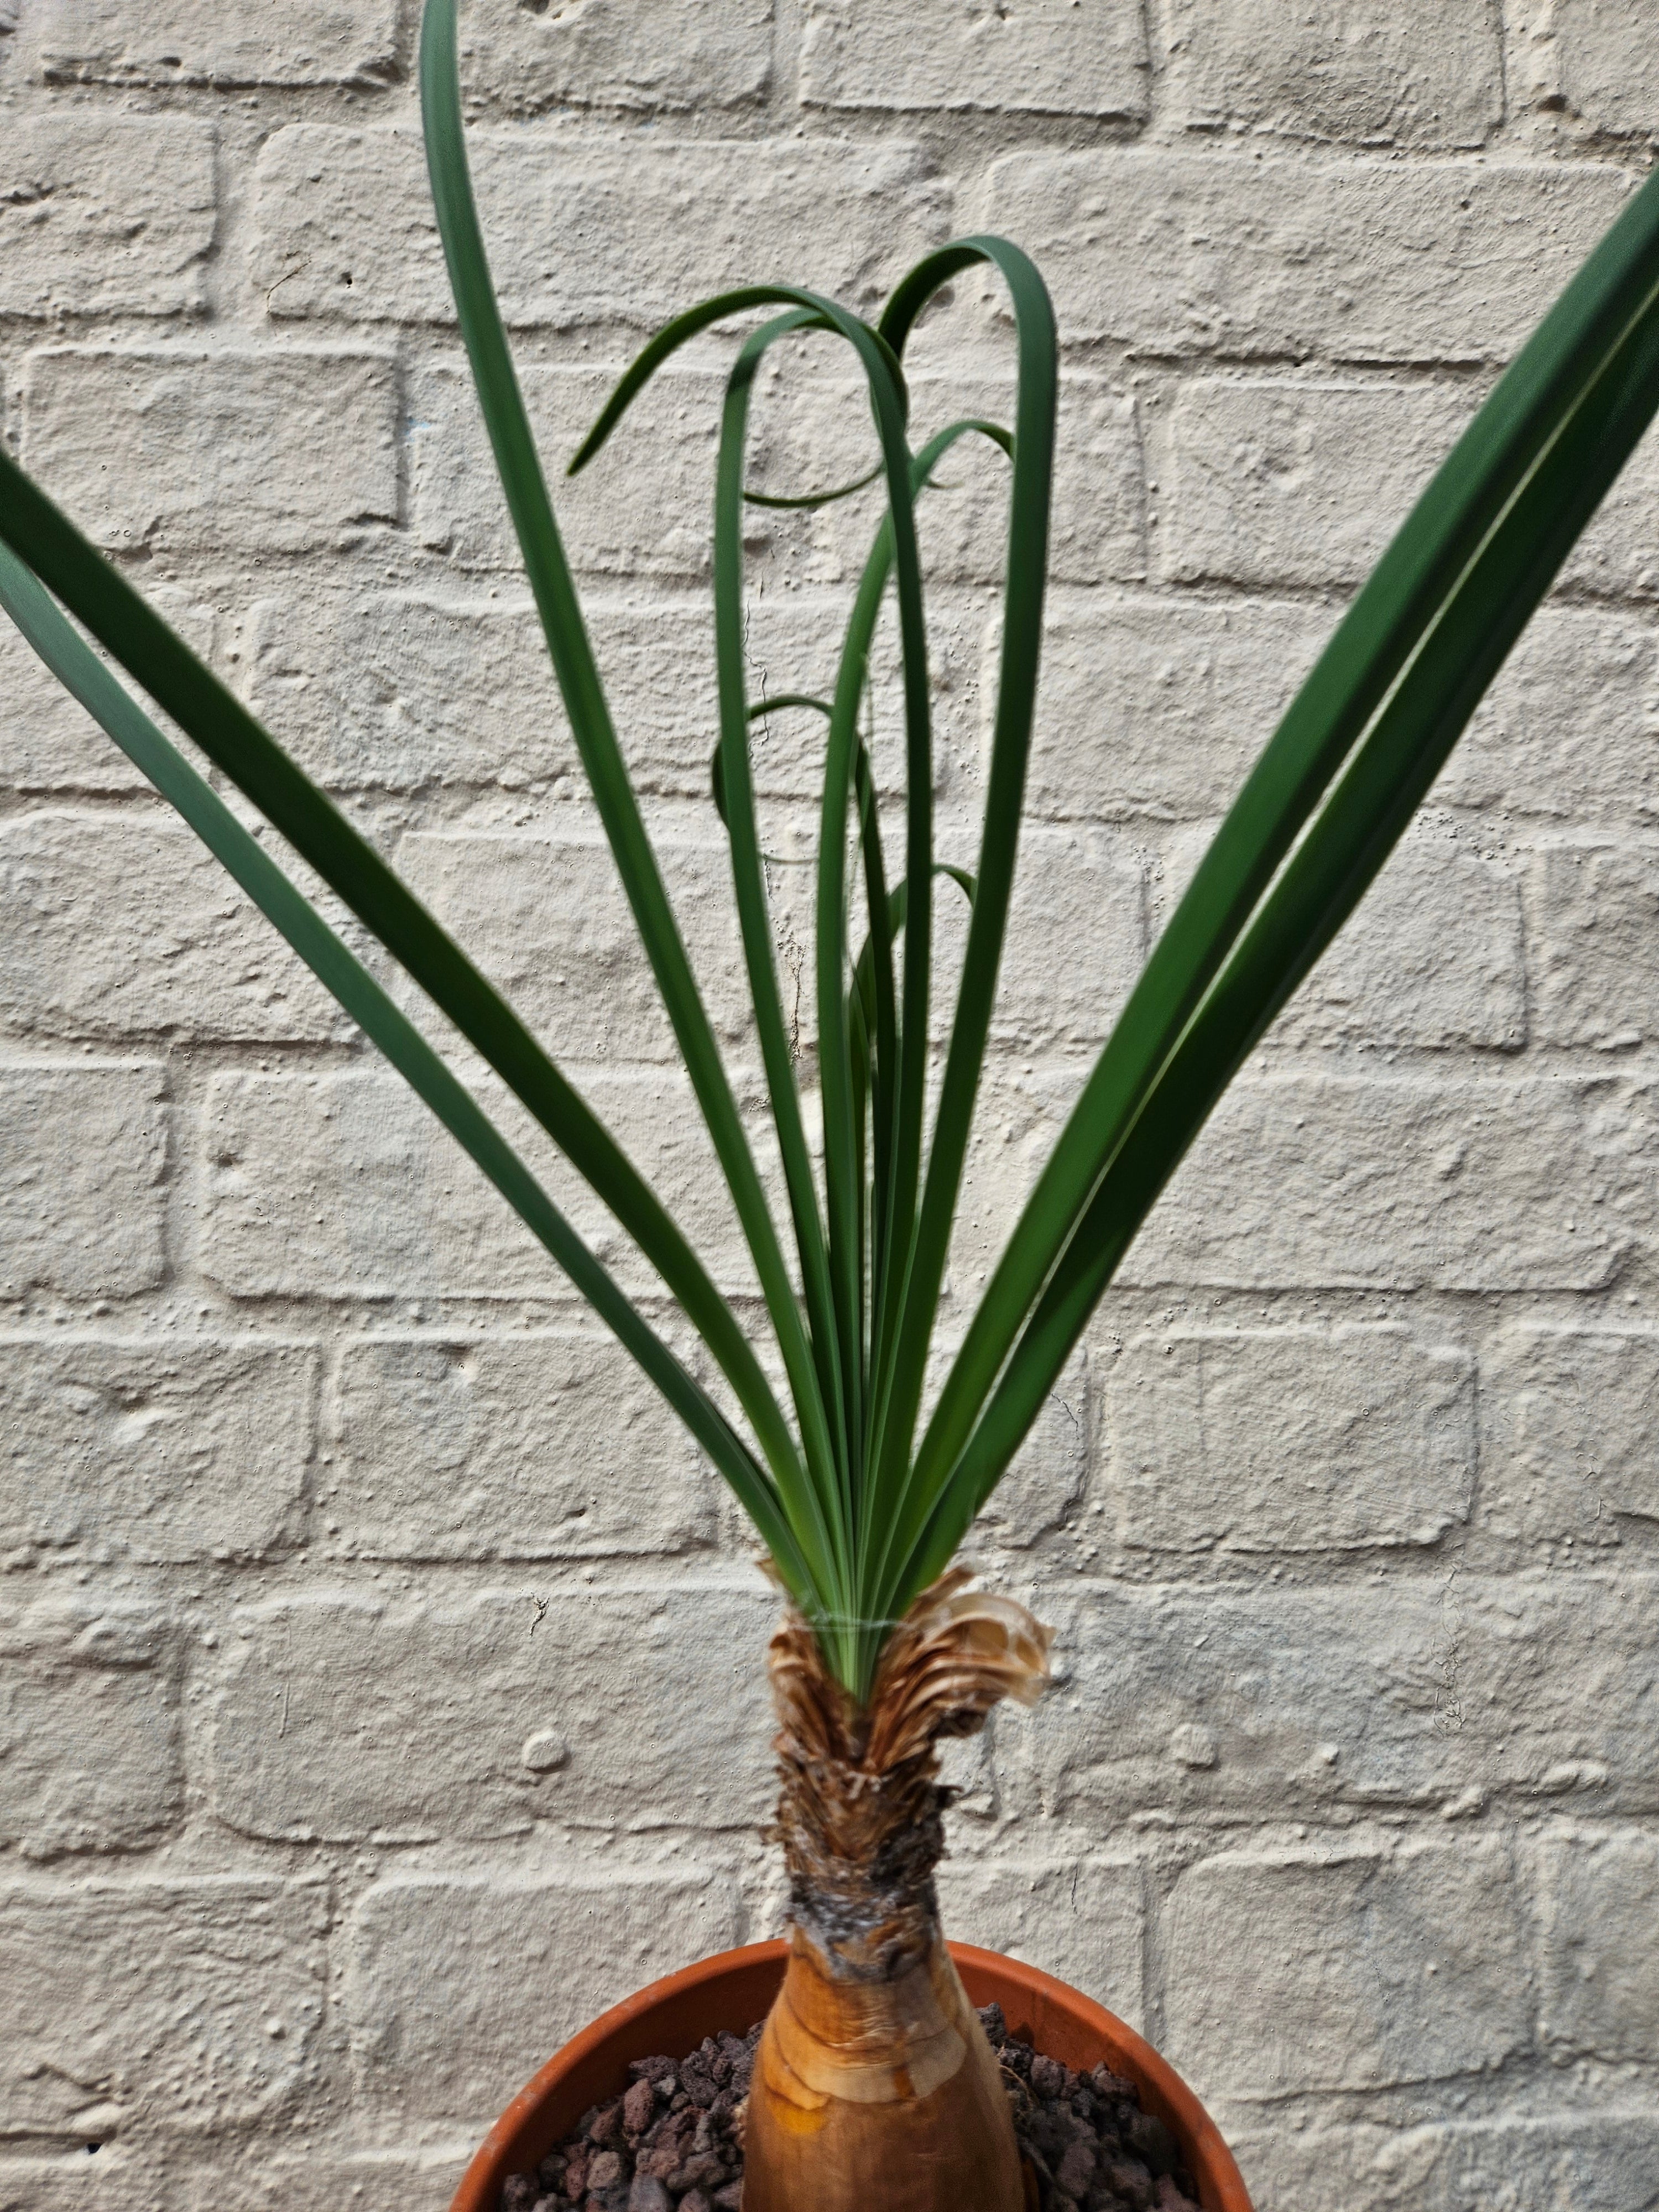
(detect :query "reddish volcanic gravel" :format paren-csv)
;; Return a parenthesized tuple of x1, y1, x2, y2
(498, 2005, 1202, 2212)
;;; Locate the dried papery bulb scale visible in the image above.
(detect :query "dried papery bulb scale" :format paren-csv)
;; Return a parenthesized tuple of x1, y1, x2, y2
(745, 1574, 1052, 2212)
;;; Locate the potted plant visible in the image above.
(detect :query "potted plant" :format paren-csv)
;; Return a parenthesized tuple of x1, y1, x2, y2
(4, 0, 1659, 2205)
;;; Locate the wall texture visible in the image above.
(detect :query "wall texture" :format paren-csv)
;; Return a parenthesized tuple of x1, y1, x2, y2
(3, 2, 1659, 2206)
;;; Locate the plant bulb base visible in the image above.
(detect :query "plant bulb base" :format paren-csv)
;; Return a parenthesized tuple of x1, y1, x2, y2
(743, 1926, 1025, 2212)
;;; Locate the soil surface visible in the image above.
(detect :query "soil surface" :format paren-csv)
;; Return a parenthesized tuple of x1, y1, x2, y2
(498, 2004, 1204, 2212)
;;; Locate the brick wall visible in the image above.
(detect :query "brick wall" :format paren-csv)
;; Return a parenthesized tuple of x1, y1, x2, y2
(3, 2, 1658, 2206)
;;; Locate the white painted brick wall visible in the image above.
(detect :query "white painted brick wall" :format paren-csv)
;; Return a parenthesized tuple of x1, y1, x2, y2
(800, 0, 1149, 123)
(1163, 1840, 1531, 2093)
(0, 813, 352, 1042)
(1, 3, 1657, 2207)
(0, 115, 216, 317)
(459, 0, 773, 117)
(1, 1337, 314, 1559)
(20, 348, 402, 552)
(1162, 0, 1505, 149)
(0, 1876, 328, 2128)
(33, 0, 402, 88)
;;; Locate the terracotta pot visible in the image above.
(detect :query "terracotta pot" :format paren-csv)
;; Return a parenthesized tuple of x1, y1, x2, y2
(450, 1939, 1253, 2212)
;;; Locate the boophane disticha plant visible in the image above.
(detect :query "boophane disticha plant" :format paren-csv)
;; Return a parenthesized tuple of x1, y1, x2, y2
(6, 1, 1659, 2204)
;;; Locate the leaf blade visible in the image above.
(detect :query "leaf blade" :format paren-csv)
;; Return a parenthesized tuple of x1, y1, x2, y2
(0, 538, 816, 1605)
(0, 444, 838, 1597)
(905, 166, 1659, 1582)
(900, 229, 1659, 1603)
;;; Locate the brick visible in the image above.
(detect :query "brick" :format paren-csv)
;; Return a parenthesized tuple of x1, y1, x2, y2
(347, 1867, 744, 2122)
(801, 0, 1146, 121)
(20, 348, 399, 555)
(0, 617, 142, 797)
(932, 1722, 997, 1820)
(1348, 827, 1528, 1048)
(739, 591, 984, 804)
(1552, 0, 1659, 141)
(240, 583, 588, 791)
(1109, 1326, 1474, 1554)
(1010, 1577, 1462, 1822)
(1530, 840, 1659, 1047)
(1123, 1074, 1655, 1292)
(199, 1066, 769, 1300)
(0, 1600, 180, 1858)
(254, 128, 949, 327)
(1045, 381, 1146, 588)
(1462, 1572, 1659, 1809)
(1227, 2115, 1659, 2212)
(0, 1064, 168, 1298)
(1165, 0, 1502, 148)
(0, 1877, 326, 2134)
(1160, 379, 1476, 590)
(0, 813, 350, 1045)
(1326, 831, 1526, 1048)
(1445, 607, 1659, 821)
(397, 830, 750, 1057)
(0, 1338, 313, 1563)
(1382, 2117, 1659, 2211)
(1161, 1841, 1528, 2095)
(934, 1858, 1144, 2029)
(1021, 593, 1329, 823)
(0, 584, 215, 796)
(210, 1582, 775, 1842)
(238, 2152, 473, 2212)
(1539, 1827, 1659, 2060)
(1480, 1327, 1659, 1546)
(964, 1065, 1651, 1298)
(325, 1333, 717, 1559)
(0, 2153, 173, 2212)
(1011, 1571, 1659, 1821)
(966, 1349, 1092, 1556)
(0, 2148, 471, 2212)
(1208, 813, 1525, 1050)
(242, 584, 805, 801)
(991, 827, 1144, 1049)
(34, 0, 399, 86)
(951, 1061, 1078, 1293)
(411, 361, 729, 575)
(1219, 2125, 1389, 2210)
(981, 152, 1634, 360)
(461, 0, 771, 112)
(0, 117, 213, 320)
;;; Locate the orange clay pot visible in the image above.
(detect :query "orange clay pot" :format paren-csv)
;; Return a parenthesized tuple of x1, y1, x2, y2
(449, 1939, 1253, 2212)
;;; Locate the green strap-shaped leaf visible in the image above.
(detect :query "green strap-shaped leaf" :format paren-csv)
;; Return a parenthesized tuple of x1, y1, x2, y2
(0, 539, 815, 1607)
(854, 244, 1056, 1667)
(905, 165, 1659, 1592)
(0, 448, 841, 1601)
(796, 410, 1011, 1688)
(899, 215, 1659, 1605)
(418, 0, 851, 1614)
(809, 420, 1012, 1422)
(707, 357, 1007, 1662)
(744, 463, 884, 512)
(712, 309, 857, 1591)
(571, 290, 941, 1556)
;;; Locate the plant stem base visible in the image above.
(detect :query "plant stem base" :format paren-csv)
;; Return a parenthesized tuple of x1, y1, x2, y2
(743, 1928, 1025, 2212)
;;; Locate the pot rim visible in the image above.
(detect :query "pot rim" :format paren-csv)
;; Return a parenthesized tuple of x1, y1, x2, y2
(451, 1937, 1253, 2212)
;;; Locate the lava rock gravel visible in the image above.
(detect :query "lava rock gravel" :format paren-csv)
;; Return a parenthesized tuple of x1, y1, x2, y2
(980, 2002, 1203, 2212)
(499, 2005, 1203, 2212)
